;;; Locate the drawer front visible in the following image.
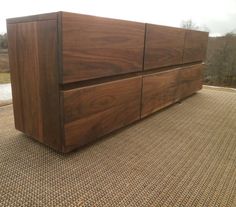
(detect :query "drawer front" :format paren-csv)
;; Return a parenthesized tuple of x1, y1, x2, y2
(178, 64, 203, 99)
(183, 30, 208, 63)
(141, 69, 179, 118)
(62, 76, 142, 150)
(62, 12, 145, 83)
(144, 24, 185, 70)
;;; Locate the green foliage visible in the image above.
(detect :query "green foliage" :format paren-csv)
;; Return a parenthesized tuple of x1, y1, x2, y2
(0, 33, 8, 49)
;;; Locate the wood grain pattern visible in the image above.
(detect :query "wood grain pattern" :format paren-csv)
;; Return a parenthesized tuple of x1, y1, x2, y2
(62, 12, 145, 83)
(16, 22, 42, 140)
(7, 12, 57, 24)
(62, 77, 142, 151)
(183, 30, 209, 63)
(144, 24, 185, 70)
(7, 12, 207, 153)
(7, 20, 62, 151)
(36, 20, 62, 149)
(7, 24, 24, 131)
(141, 69, 179, 118)
(178, 64, 203, 99)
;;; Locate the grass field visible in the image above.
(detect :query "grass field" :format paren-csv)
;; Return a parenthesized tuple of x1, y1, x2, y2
(0, 53, 9, 73)
(0, 72, 10, 84)
(0, 51, 10, 84)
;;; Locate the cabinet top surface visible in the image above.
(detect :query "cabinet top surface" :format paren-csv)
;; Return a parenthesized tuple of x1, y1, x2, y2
(6, 11, 144, 25)
(6, 11, 208, 34)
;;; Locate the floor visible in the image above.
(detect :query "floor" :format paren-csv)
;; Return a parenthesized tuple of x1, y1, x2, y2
(0, 83, 12, 106)
(0, 88, 236, 207)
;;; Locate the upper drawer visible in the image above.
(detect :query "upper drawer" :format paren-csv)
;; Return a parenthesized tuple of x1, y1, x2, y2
(61, 12, 145, 83)
(144, 24, 185, 70)
(183, 30, 208, 64)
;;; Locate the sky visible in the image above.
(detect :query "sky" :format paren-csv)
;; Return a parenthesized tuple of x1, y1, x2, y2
(0, 0, 236, 36)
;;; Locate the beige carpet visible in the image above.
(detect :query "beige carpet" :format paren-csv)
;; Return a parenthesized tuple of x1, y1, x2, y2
(1, 88, 236, 207)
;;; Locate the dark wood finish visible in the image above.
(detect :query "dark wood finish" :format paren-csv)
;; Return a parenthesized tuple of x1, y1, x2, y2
(7, 20, 62, 151)
(144, 24, 185, 70)
(141, 69, 179, 118)
(178, 64, 203, 99)
(7, 24, 24, 131)
(36, 20, 62, 149)
(14, 22, 42, 141)
(7, 12, 57, 24)
(183, 30, 209, 63)
(61, 77, 142, 152)
(7, 12, 208, 153)
(62, 12, 145, 83)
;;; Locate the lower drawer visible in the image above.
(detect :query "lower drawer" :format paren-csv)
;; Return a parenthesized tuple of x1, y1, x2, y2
(141, 63, 203, 118)
(178, 64, 203, 99)
(61, 76, 142, 151)
(141, 69, 179, 118)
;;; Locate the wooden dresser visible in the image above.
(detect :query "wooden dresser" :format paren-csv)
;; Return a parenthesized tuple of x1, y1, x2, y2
(7, 12, 208, 152)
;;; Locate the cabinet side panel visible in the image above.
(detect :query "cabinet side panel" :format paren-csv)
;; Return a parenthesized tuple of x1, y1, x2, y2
(7, 24, 24, 131)
(7, 20, 62, 151)
(16, 22, 43, 140)
(62, 12, 145, 83)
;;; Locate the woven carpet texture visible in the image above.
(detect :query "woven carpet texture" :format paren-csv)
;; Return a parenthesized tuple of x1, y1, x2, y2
(0, 88, 236, 207)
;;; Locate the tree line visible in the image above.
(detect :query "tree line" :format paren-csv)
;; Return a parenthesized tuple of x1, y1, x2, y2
(205, 33, 236, 87)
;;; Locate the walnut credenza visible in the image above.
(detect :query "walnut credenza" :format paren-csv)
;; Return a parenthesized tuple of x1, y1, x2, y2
(7, 12, 208, 152)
